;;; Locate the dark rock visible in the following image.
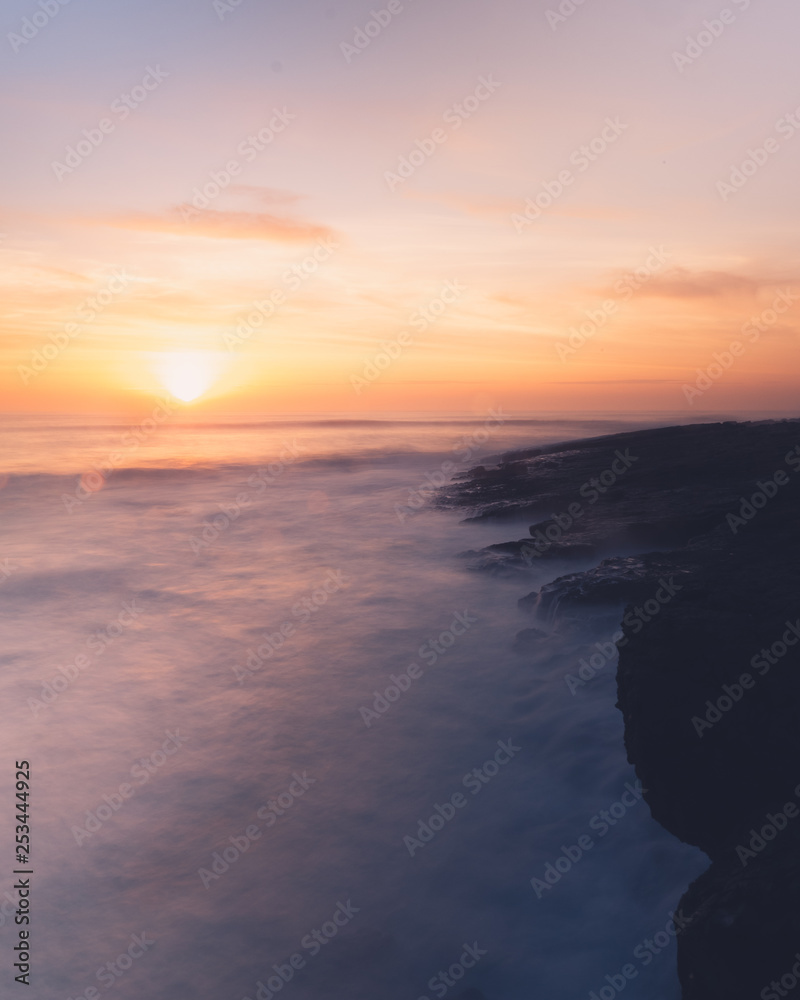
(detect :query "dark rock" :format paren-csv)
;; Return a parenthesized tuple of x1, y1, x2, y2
(677, 847, 800, 999)
(443, 418, 800, 999)
(459, 538, 597, 575)
(439, 420, 796, 554)
(519, 553, 698, 623)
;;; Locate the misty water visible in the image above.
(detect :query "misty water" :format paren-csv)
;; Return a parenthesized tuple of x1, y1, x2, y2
(0, 415, 707, 1000)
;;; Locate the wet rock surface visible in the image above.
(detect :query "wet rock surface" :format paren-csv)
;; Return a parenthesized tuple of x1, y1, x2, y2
(442, 418, 800, 999)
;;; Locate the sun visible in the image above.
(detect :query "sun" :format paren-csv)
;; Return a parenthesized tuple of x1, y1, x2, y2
(154, 351, 226, 403)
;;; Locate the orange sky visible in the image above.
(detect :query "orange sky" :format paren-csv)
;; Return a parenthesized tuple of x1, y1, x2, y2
(2, 0, 799, 417)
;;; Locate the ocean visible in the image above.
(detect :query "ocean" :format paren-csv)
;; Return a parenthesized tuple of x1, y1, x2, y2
(0, 412, 711, 1000)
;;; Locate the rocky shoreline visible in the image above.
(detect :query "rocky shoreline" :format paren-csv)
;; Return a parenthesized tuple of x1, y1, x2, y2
(439, 419, 800, 999)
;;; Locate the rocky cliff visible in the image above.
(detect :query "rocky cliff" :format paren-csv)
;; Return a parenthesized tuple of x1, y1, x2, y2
(440, 419, 800, 998)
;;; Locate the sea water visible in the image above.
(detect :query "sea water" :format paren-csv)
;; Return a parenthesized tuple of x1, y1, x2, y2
(0, 413, 708, 1000)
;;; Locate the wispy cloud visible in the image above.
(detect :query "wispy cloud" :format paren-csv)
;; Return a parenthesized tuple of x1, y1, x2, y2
(104, 206, 337, 243)
(226, 186, 305, 207)
(626, 268, 763, 300)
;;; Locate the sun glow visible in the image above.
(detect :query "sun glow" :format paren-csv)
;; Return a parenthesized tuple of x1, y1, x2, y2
(154, 351, 226, 403)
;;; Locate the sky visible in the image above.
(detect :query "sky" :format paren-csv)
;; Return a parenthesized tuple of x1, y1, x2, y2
(1, 0, 799, 417)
